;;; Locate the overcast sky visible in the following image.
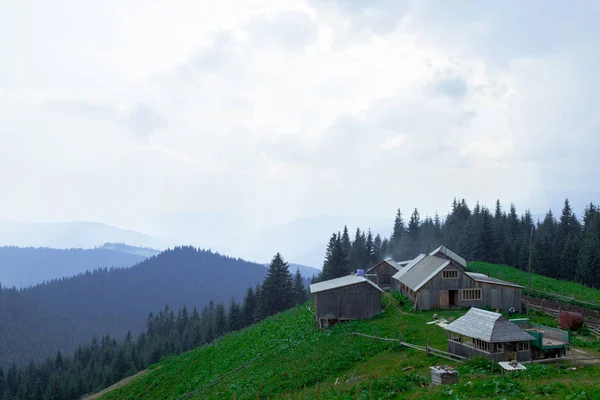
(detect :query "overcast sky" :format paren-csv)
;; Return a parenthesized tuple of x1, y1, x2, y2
(1, 0, 599, 240)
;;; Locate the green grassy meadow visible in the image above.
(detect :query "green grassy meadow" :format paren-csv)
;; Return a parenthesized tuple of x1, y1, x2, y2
(100, 290, 600, 400)
(468, 261, 600, 305)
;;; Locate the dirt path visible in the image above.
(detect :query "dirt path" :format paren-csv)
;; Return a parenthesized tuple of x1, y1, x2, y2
(82, 367, 158, 399)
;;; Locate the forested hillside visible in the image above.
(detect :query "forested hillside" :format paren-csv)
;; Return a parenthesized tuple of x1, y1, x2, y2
(315, 198, 600, 288)
(0, 245, 152, 288)
(0, 253, 307, 400)
(0, 246, 267, 368)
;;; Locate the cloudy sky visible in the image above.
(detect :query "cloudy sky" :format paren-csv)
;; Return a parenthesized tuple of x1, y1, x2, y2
(1, 0, 599, 247)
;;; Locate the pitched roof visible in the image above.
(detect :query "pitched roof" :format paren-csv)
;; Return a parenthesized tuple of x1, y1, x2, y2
(397, 255, 451, 291)
(367, 259, 401, 273)
(465, 272, 524, 288)
(392, 253, 426, 281)
(444, 308, 536, 343)
(429, 246, 467, 268)
(309, 275, 385, 294)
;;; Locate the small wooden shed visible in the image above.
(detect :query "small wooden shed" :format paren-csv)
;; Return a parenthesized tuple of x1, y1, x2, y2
(444, 308, 536, 362)
(309, 275, 384, 328)
(366, 259, 400, 291)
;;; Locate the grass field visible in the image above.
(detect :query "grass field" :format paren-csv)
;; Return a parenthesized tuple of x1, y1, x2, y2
(100, 292, 600, 400)
(468, 261, 600, 305)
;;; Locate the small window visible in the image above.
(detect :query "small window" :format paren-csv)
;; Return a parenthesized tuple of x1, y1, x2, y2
(462, 289, 482, 301)
(493, 343, 504, 353)
(442, 269, 459, 279)
(380, 273, 391, 284)
(518, 341, 530, 351)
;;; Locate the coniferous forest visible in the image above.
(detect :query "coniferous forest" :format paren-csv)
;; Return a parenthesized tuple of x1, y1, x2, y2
(0, 253, 307, 400)
(316, 198, 600, 289)
(0, 247, 268, 369)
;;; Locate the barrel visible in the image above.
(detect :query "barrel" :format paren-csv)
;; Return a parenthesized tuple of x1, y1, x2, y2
(356, 269, 365, 276)
(558, 311, 584, 330)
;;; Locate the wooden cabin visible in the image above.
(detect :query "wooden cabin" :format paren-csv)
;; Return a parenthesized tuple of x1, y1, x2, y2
(309, 274, 384, 328)
(365, 259, 400, 291)
(392, 246, 523, 312)
(444, 308, 536, 362)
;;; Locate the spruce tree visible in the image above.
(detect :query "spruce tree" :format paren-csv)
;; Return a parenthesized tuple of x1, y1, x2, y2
(373, 234, 383, 262)
(293, 268, 308, 305)
(391, 208, 405, 260)
(258, 253, 294, 317)
(213, 303, 228, 338)
(340, 226, 352, 257)
(227, 297, 243, 332)
(322, 233, 350, 280)
(406, 208, 421, 258)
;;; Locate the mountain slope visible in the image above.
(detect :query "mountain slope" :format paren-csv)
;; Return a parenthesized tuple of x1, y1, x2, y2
(0, 244, 156, 288)
(0, 246, 267, 368)
(99, 294, 600, 400)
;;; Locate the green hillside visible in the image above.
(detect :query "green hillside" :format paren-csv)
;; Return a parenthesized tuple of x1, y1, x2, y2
(468, 262, 600, 305)
(100, 292, 600, 400)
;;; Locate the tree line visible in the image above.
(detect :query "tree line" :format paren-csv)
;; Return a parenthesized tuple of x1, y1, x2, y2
(0, 253, 307, 400)
(315, 198, 600, 289)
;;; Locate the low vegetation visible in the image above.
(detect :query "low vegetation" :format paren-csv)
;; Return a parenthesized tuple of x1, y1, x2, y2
(468, 261, 600, 305)
(101, 293, 600, 400)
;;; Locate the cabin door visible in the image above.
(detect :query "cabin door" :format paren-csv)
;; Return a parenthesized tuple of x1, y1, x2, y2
(490, 289, 501, 310)
(439, 290, 449, 308)
(449, 290, 459, 306)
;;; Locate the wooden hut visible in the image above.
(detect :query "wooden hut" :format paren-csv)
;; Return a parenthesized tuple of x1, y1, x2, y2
(365, 259, 401, 291)
(309, 274, 384, 328)
(444, 308, 536, 362)
(392, 246, 523, 312)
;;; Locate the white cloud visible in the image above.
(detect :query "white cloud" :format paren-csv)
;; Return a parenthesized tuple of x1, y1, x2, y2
(1, 0, 598, 253)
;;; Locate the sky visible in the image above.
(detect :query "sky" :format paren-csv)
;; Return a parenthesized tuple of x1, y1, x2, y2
(1, 0, 599, 250)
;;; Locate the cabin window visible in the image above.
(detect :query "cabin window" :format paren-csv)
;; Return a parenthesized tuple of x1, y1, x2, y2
(493, 343, 504, 353)
(471, 338, 490, 353)
(380, 273, 391, 284)
(518, 341, 530, 351)
(448, 332, 462, 343)
(442, 269, 459, 279)
(462, 289, 482, 301)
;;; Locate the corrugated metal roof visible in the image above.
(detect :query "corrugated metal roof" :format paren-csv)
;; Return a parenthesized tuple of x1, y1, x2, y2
(465, 272, 524, 288)
(444, 308, 536, 343)
(309, 274, 384, 294)
(396, 255, 450, 291)
(430, 246, 467, 268)
(367, 259, 401, 273)
(392, 253, 426, 280)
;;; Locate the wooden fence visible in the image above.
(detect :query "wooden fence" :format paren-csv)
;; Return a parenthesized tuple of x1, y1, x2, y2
(350, 332, 465, 363)
(527, 302, 600, 335)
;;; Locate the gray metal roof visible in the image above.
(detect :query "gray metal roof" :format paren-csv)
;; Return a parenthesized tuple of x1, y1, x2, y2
(392, 253, 426, 280)
(367, 259, 400, 273)
(393, 255, 450, 291)
(465, 272, 524, 288)
(429, 246, 467, 268)
(444, 308, 536, 343)
(309, 274, 385, 294)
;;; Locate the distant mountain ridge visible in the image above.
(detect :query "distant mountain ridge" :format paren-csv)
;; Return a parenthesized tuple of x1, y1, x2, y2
(0, 243, 159, 288)
(0, 219, 174, 250)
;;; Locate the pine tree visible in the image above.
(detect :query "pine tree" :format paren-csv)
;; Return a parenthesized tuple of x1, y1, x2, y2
(340, 226, 352, 257)
(365, 229, 376, 266)
(293, 268, 308, 305)
(241, 286, 256, 328)
(373, 234, 383, 262)
(227, 297, 243, 332)
(257, 253, 294, 318)
(322, 233, 350, 280)
(577, 210, 600, 286)
(405, 208, 421, 258)
(391, 209, 405, 260)
(558, 199, 582, 280)
(214, 303, 228, 338)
